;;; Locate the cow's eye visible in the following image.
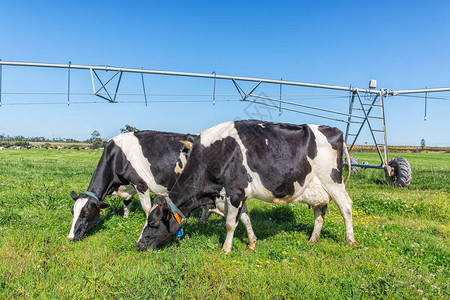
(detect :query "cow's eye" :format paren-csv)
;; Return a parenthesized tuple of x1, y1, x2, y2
(149, 220, 159, 228)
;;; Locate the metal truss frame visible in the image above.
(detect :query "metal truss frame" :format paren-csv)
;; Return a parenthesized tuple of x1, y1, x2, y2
(1, 60, 450, 175)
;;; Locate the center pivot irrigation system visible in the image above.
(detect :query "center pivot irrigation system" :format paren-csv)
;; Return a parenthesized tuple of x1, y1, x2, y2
(1, 60, 450, 187)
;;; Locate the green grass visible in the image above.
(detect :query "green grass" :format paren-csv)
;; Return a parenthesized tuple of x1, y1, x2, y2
(0, 149, 448, 299)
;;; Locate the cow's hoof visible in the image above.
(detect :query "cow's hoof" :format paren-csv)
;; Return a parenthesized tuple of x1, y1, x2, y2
(307, 239, 320, 245)
(245, 245, 256, 253)
(220, 248, 231, 255)
(347, 240, 358, 247)
(135, 241, 148, 252)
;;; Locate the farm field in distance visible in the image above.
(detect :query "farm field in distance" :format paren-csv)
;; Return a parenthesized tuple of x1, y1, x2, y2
(0, 148, 448, 299)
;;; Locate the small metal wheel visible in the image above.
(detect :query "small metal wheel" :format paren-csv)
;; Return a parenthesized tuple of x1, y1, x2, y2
(386, 157, 412, 187)
(349, 156, 359, 174)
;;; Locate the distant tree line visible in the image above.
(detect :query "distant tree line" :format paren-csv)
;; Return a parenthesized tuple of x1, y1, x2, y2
(0, 124, 140, 149)
(0, 134, 82, 143)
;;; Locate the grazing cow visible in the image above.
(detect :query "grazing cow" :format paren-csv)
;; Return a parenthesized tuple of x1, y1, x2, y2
(136, 120, 354, 253)
(67, 130, 195, 241)
(67, 130, 256, 243)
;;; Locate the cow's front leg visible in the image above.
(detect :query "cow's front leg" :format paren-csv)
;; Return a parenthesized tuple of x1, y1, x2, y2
(307, 205, 327, 244)
(136, 189, 152, 217)
(222, 196, 244, 254)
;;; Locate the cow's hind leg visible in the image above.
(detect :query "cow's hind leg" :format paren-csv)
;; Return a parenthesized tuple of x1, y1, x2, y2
(123, 199, 132, 218)
(307, 205, 327, 245)
(240, 204, 257, 252)
(200, 207, 225, 223)
(113, 185, 137, 218)
(320, 181, 356, 246)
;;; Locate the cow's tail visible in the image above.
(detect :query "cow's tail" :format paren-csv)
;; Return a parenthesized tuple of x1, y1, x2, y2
(343, 142, 351, 185)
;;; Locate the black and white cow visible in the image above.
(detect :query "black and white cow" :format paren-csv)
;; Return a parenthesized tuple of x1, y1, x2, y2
(67, 130, 257, 244)
(67, 130, 195, 241)
(136, 120, 355, 253)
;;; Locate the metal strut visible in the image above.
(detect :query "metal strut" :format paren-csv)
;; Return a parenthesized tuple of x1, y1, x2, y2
(212, 71, 216, 105)
(91, 69, 123, 103)
(279, 78, 283, 116)
(141, 69, 148, 107)
(67, 61, 71, 106)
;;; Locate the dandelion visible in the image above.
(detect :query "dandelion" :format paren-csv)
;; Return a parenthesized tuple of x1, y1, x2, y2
(282, 251, 287, 255)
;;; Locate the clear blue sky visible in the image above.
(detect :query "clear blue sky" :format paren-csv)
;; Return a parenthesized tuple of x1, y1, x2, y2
(1, 1, 450, 146)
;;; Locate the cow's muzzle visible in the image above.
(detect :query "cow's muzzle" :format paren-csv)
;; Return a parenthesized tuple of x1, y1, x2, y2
(135, 241, 156, 252)
(67, 235, 83, 242)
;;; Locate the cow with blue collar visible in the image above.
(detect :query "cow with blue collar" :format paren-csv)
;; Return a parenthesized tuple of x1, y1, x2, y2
(67, 131, 195, 241)
(136, 120, 354, 253)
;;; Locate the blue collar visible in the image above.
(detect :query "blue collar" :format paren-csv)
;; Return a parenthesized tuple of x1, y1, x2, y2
(85, 191, 99, 201)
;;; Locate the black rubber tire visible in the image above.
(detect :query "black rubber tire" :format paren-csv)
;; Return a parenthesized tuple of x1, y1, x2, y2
(386, 157, 412, 187)
(349, 156, 358, 174)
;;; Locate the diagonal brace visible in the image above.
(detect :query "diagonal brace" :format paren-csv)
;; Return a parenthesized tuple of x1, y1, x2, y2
(232, 79, 262, 101)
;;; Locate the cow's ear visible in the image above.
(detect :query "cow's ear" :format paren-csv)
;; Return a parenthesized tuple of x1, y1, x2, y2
(99, 201, 110, 209)
(70, 191, 78, 201)
(180, 140, 193, 150)
(153, 195, 165, 205)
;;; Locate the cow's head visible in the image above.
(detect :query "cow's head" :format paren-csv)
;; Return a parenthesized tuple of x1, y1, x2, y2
(67, 191, 110, 241)
(136, 195, 181, 251)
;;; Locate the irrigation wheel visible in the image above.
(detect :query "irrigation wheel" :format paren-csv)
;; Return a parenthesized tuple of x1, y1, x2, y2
(386, 157, 412, 187)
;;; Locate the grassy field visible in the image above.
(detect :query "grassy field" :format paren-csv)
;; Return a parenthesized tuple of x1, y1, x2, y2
(0, 149, 448, 299)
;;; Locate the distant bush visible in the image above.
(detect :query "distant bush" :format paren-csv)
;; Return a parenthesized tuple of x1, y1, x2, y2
(13, 141, 30, 146)
(0, 141, 12, 147)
